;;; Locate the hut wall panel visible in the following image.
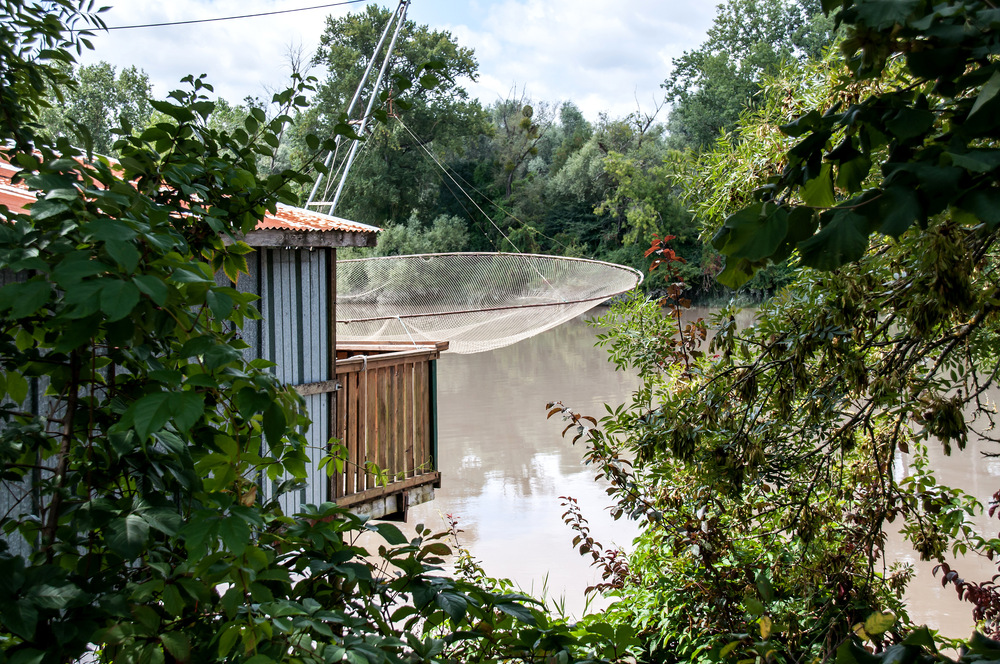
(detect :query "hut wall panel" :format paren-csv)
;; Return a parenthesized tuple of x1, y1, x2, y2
(245, 249, 332, 512)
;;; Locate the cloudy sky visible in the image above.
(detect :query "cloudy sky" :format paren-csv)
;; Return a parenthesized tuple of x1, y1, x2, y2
(79, 0, 717, 121)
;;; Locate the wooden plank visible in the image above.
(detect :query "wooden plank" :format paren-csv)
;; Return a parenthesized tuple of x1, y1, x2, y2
(296, 379, 339, 396)
(334, 378, 347, 499)
(237, 228, 378, 248)
(335, 349, 439, 373)
(377, 366, 389, 488)
(366, 366, 378, 491)
(336, 341, 449, 353)
(394, 364, 404, 481)
(354, 367, 365, 494)
(403, 361, 414, 479)
(346, 371, 359, 496)
(334, 472, 441, 508)
(414, 360, 426, 476)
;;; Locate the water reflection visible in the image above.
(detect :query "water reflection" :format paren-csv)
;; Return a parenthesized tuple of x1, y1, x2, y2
(407, 309, 640, 615)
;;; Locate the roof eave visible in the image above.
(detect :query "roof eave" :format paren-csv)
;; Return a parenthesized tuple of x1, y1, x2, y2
(233, 228, 379, 248)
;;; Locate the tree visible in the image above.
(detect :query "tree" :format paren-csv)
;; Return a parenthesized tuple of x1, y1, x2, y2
(486, 94, 552, 200)
(664, 0, 835, 150)
(0, 2, 626, 662)
(36, 61, 153, 156)
(563, 0, 1000, 660)
(302, 5, 487, 226)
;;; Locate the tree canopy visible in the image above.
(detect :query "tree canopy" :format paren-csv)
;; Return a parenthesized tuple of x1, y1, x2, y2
(302, 5, 487, 226)
(36, 61, 153, 157)
(664, 0, 836, 150)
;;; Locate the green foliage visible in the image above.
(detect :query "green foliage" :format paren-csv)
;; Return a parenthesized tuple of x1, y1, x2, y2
(0, 3, 624, 663)
(715, 0, 1000, 287)
(664, 0, 836, 150)
(35, 61, 153, 157)
(372, 212, 470, 256)
(576, 12, 1000, 642)
(303, 5, 487, 226)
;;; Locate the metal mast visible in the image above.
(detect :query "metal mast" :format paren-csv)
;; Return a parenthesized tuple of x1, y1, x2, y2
(305, 0, 411, 215)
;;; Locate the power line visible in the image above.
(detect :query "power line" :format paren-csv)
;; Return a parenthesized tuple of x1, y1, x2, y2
(103, 0, 369, 31)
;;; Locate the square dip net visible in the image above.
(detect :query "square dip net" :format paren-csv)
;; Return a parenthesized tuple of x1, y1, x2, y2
(337, 252, 643, 354)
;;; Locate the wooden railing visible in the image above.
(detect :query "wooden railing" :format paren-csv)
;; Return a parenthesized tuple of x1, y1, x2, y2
(326, 341, 447, 507)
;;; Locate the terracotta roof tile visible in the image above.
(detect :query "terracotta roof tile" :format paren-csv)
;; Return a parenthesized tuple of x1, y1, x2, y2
(0, 157, 380, 237)
(260, 204, 380, 234)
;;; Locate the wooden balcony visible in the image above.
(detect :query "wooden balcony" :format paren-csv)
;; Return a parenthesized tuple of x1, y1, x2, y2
(328, 341, 446, 518)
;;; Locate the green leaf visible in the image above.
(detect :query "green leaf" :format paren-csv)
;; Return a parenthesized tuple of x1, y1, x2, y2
(262, 402, 287, 447)
(877, 187, 921, 237)
(744, 596, 765, 616)
(863, 610, 896, 636)
(885, 107, 935, 141)
(143, 508, 183, 536)
(968, 631, 1000, 655)
(713, 205, 789, 263)
(206, 289, 233, 318)
(100, 279, 141, 321)
(7, 648, 45, 664)
(107, 514, 150, 560)
(716, 257, 755, 289)
(217, 624, 240, 658)
(180, 336, 217, 357)
(131, 392, 172, 440)
(6, 371, 29, 404)
(28, 198, 69, 221)
(160, 632, 191, 661)
(756, 572, 774, 603)
(32, 582, 87, 610)
(958, 187, 1000, 229)
(5, 599, 38, 639)
(168, 392, 204, 433)
(105, 240, 141, 273)
(2, 280, 52, 318)
(162, 584, 185, 617)
(798, 209, 871, 270)
(496, 601, 536, 625)
(435, 592, 468, 622)
(53, 257, 108, 286)
(219, 517, 250, 556)
(836, 155, 873, 193)
(369, 522, 408, 545)
(970, 69, 1000, 119)
(854, 0, 920, 30)
(203, 344, 240, 370)
(801, 164, 836, 208)
(837, 639, 882, 664)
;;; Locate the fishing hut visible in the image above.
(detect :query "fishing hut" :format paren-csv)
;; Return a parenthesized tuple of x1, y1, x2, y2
(0, 158, 445, 525)
(232, 208, 445, 521)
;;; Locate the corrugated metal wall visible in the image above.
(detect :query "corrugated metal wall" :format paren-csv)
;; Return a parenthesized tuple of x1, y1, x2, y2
(0, 270, 58, 559)
(1, 248, 336, 558)
(235, 249, 333, 516)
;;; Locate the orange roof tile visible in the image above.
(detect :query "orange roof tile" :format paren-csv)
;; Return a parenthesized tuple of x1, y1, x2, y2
(0, 156, 380, 241)
(261, 204, 380, 235)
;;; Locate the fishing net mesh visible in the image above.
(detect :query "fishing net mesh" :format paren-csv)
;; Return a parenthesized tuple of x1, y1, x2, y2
(337, 253, 643, 354)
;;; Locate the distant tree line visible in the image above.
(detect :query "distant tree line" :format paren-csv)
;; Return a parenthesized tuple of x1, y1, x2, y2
(37, 0, 836, 301)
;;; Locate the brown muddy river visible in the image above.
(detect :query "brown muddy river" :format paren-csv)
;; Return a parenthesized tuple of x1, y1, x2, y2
(405, 307, 1000, 637)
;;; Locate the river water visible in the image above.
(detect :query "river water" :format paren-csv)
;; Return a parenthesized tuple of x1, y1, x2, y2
(405, 307, 1000, 638)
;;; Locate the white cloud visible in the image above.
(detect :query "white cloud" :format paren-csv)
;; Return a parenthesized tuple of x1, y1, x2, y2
(80, 0, 351, 104)
(439, 0, 715, 120)
(79, 0, 716, 121)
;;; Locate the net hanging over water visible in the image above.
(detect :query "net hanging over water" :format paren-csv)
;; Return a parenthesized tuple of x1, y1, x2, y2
(337, 252, 643, 354)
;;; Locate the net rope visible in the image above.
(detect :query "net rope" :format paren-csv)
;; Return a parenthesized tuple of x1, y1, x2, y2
(336, 252, 643, 354)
